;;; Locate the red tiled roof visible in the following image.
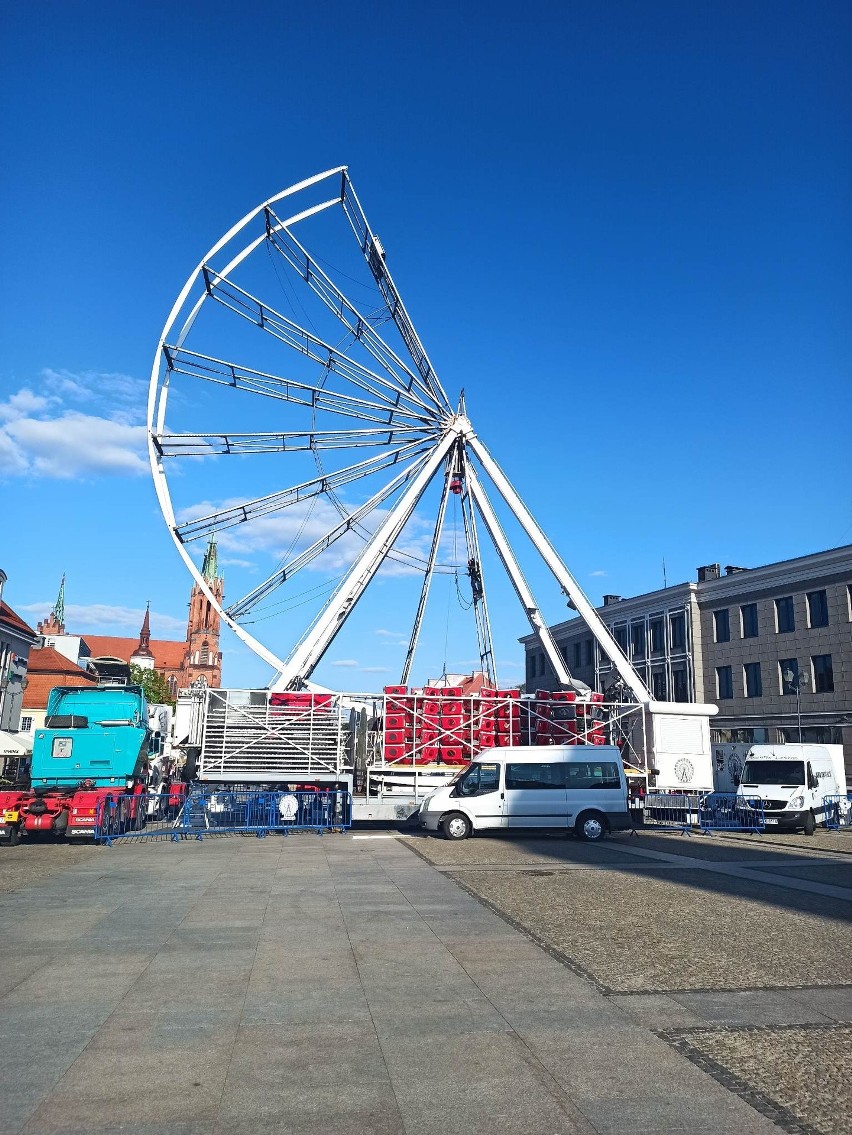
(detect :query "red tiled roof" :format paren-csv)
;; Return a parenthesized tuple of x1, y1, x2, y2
(83, 635, 186, 671)
(24, 645, 97, 709)
(0, 601, 37, 640)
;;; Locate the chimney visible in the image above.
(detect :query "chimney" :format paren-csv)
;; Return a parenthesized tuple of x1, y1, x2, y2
(697, 564, 721, 583)
(602, 594, 623, 606)
(725, 565, 747, 576)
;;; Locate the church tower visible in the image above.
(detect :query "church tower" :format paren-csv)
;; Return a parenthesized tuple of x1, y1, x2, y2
(181, 534, 224, 688)
(130, 603, 155, 670)
(37, 575, 66, 635)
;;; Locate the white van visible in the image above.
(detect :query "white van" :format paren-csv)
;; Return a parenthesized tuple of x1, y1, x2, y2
(418, 746, 630, 841)
(736, 744, 848, 834)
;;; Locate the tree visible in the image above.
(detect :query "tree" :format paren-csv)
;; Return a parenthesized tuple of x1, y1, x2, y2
(129, 664, 175, 708)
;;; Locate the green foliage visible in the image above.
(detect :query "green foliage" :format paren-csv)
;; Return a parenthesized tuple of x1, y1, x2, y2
(129, 664, 176, 708)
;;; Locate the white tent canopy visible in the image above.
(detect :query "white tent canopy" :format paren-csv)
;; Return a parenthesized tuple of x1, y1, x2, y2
(0, 730, 32, 757)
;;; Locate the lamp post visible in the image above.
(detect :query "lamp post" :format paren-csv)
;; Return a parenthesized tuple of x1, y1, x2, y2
(783, 664, 810, 743)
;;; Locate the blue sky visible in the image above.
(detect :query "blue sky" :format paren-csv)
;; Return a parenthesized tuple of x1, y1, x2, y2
(1, 0, 850, 691)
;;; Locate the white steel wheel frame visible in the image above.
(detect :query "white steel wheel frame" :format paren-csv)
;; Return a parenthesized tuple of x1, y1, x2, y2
(148, 167, 652, 699)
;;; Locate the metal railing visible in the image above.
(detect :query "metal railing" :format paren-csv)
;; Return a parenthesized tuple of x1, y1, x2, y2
(823, 794, 852, 831)
(698, 793, 765, 834)
(644, 792, 703, 834)
(94, 789, 352, 846)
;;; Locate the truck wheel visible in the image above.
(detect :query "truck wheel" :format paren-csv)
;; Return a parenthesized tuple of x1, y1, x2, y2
(441, 813, 471, 841)
(803, 810, 816, 836)
(575, 811, 608, 842)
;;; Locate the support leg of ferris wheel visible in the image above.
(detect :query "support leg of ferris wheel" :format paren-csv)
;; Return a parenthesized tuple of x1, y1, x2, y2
(464, 462, 580, 692)
(399, 451, 455, 685)
(456, 444, 497, 687)
(272, 428, 458, 690)
(465, 434, 652, 704)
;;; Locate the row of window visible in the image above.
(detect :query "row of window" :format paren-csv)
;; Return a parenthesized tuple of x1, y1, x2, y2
(713, 589, 832, 643)
(461, 761, 623, 795)
(613, 612, 686, 659)
(716, 654, 835, 700)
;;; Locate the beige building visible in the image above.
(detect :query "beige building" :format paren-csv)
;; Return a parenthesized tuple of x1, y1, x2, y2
(521, 544, 852, 760)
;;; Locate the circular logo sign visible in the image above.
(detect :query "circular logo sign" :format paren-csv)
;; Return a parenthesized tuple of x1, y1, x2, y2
(674, 758, 695, 784)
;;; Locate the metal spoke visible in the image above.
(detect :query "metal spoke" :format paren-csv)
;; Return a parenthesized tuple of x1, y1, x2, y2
(264, 209, 446, 416)
(163, 346, 432, 427)
(201, 268, 439, 418)
(155, 425, 432, 458)
(226, 452, 432, 620)
(200, 269, 441, 420)
(174, 436, 432, 543)
(341, 172, 453, 413)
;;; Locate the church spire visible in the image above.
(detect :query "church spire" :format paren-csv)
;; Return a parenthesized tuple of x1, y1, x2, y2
(201, 533, 219, 584)
(132, 602, 154, 663)
(54, 574, 65, 626)
(37, 573, 66, 636)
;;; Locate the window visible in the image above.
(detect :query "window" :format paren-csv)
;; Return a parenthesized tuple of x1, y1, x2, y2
(650, 618, 664, 653)
(713, 609, 730, 643)
(538, 653, 546, 676)
(812, 654, 834, 693)
(651, 670, 667, 699)
(744, 662, 762, 698)
(740, 603, 758, 638)
(716, 666, 733, 700)
(584, 638, 593, 666)
(614, 625, 628, 652)
(456, 763, 500, 796)
(565, 761, 622, 790)
(807, 590, 829, 628)
(506, 762, 566, 790)
(670, 613, 685, 650)
(573, 642, 581, 669)
(671, 666, 688, 702)
(775, 596, 795, 633)
(779, 659, 799, 694)
(20, 716, 33, 731)
(630, 623, 645, 660)
(526, 653, 536, 683)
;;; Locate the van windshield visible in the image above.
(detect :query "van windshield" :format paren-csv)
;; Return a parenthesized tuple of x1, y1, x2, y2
(447, 763, 473, 787)
(741, 760, 805, 786)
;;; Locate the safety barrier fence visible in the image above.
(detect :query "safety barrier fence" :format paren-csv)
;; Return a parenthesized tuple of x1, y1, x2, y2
(823, 794, 852, 831)
(643, 792, 766, 834)
(94, 789, 352, 846)
(643, 793, 703, 834)
(697, 793, 765, 834)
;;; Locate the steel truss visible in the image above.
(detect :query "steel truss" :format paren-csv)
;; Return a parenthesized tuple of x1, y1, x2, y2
(148, 168, 652, 697)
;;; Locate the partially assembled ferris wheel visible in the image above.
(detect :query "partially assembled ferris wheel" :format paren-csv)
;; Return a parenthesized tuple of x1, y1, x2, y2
(147, 167, 648, 699)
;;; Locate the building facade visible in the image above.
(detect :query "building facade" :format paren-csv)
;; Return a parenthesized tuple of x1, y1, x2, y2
(34, 535, 225, 700)
(0, 569, 39, 734)
(521, 544, 852, 759)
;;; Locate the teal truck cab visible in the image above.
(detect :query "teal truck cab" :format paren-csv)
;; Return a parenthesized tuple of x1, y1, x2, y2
(0, 679, 157, 844)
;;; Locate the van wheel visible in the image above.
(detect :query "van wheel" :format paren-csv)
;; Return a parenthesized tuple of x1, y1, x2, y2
(576, 811, 608, 842)
(803, 810, 816, 836)
(441, 813, 471, 841)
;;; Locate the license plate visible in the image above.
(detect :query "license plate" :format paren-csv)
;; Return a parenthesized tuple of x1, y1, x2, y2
(765, 817, 779, 824)
(3, 810, 18, 823)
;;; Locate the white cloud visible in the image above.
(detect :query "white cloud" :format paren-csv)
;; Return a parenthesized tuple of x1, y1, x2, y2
(0, 388, 50, 421)
(219, 557, 256, 569)
(374, 628, 400, 637)
(0, 370, 149, 481)
(17, 602, 186, 637)
(361, 666, 392, 674)
(589, 570, 608, 577)
(3, 412, 147, 478)
(330, 659, 359, 667)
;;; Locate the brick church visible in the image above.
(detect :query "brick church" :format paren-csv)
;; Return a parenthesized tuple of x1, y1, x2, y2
(35, 535, 224, 697)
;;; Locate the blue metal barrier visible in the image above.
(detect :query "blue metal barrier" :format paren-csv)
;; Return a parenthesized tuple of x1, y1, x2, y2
(823, 794, 852, 831)
(698, 793, 764, 834)
(95, 788, 352, 845)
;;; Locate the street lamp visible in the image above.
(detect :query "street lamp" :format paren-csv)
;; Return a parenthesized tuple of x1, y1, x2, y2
(783, 664, 810, 743)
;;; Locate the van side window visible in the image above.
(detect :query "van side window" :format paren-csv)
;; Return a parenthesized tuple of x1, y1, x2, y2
(566, 762, 622, 790)
(456, 763, 500, 797)
(506, 763, 566, 790)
